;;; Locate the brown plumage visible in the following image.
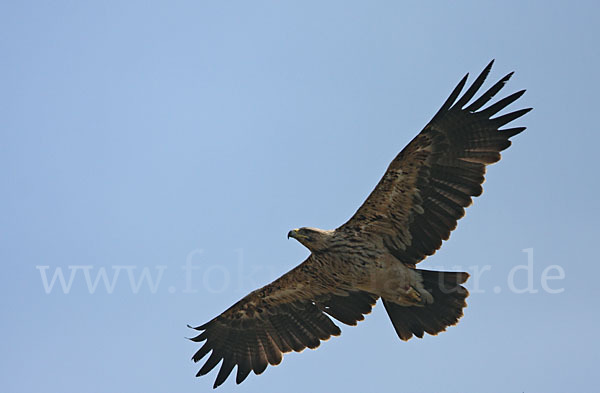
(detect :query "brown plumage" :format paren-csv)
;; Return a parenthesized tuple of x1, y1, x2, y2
(190, 60, 531, 388)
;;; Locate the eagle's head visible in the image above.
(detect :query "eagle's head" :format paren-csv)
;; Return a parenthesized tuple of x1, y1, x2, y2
(287, 227, 334, 252)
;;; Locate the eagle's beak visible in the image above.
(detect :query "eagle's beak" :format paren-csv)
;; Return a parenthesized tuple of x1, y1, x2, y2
(288, 229, 309, 240)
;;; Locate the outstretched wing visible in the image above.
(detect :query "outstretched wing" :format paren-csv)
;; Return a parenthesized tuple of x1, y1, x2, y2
(339, 60, 531, 265)
(190, 255, 378, 388)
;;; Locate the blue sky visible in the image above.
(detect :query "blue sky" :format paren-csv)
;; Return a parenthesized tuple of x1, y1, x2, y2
(2, 1, 599, 392)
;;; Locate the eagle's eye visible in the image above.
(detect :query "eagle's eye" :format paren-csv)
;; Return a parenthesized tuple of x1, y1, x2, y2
(299, 229, 313, 240)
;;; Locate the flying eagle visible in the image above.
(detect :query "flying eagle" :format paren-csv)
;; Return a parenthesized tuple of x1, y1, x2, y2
(190, 60, 530, 388)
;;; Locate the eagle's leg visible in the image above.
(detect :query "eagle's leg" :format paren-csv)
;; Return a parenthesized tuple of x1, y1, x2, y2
(364, 255, 433, 306)
(405, 285, 427, 303)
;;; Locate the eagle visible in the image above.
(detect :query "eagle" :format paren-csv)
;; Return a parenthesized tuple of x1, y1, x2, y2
(190, 60, 531, 388)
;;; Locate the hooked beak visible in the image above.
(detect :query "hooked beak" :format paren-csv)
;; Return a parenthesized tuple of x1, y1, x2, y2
(288, 229, 308, 240)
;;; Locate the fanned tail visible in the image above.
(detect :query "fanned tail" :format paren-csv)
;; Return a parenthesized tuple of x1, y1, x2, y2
(383, 269, 469, 340)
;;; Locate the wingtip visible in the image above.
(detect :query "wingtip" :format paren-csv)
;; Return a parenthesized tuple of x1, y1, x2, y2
(197, 367, 211, 377)
(236, 373, 250, 385)
(455, 73, 470, 93)
(432, 72, 470, 120)
(514, 89, 526, 98)
(517, 107, 533, 117)
(189, 321, 210, 330)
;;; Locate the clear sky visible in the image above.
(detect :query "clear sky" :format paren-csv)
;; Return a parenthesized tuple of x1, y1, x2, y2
(2, 1, 599, 392)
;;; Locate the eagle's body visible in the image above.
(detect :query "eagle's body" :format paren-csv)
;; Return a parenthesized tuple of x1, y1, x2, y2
(191, 61, 531, 388)
(288, 228, 433, 306)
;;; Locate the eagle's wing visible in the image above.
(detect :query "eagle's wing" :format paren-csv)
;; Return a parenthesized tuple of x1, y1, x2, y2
(190, 255, 378, 388)
(339, 60, 531, 265)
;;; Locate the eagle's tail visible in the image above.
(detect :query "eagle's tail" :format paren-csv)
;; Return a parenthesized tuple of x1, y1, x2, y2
(383, 269, 469, 341)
